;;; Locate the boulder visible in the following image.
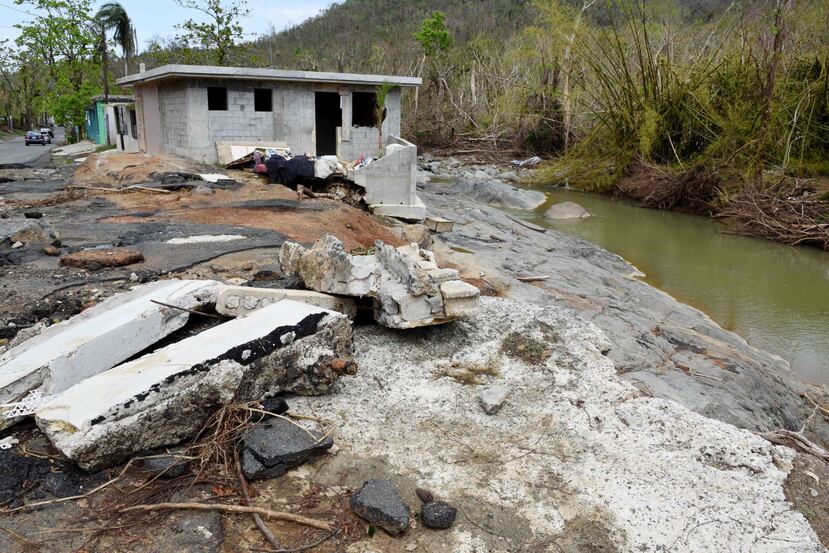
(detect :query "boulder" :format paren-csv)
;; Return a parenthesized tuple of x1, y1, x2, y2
(240, 417, 333, 480)
(544, 201, 590, 220)
(35, 300, 352, 470)
(193, 184, 214, 195)
(350, 479, 411, 536)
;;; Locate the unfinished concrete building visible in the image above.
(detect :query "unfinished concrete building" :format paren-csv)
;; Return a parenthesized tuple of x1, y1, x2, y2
(117, 65, 424, 219)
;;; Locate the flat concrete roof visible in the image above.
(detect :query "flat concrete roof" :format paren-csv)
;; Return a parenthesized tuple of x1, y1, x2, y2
(117, 64, 421, 88)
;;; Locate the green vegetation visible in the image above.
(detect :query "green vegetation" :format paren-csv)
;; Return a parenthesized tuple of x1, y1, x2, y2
(95, 143, 116, 152)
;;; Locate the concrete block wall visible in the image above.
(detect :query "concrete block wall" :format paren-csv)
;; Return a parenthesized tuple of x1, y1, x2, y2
(208, 84, 274, 142)
(338, 126, 382, 161)
(274, 84, 315, 156)
(153, 79, 405, 164)
(158, 81, 188, 154)
(351, 135, 417, 206)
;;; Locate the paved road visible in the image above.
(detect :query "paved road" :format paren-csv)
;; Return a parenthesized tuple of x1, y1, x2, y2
(0, 128, 64, 166)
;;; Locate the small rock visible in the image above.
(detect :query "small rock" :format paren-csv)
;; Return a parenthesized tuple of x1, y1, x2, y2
(193, 184, 214, 196)
(24, 212, 43, 219)
(260, 396, 289, 415)
(11, 241, 23, 249)
(350, 479, 411, 536)
(143, 455, 190, 479)
(544, 201, 590, 220)
(240, 417, 333, 480)
(401, 224, 433, 250)
(421, 500, 457, 529)
(42, 245, 60, 256)
(479, 385, 510, 415)
(415, 487, 434, 503)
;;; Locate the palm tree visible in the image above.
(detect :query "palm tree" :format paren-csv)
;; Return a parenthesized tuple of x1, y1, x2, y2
(95, 2, 136, 101)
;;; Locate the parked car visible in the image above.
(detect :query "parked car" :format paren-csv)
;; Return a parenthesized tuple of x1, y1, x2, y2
(39, 126, 54, 138)
(24, 131, 48, 146)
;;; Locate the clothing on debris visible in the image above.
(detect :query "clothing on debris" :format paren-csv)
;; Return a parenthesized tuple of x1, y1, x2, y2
(266, 154, 316, 185)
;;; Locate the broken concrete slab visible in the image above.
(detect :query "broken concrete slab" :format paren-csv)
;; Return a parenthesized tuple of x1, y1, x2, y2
(240, 417, 333, 480)
(216, 286, 357, 319)
(35, 300, 351, 470)
(279, 235, 380, 297)
(60, 248, 144, 270)
(280, 235, 480, 329)
(350, 479, 411, 536)
(0, 280, 221, 418)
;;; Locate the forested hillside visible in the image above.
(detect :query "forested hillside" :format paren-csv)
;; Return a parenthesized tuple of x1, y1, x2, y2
(139, 0, 829, 247)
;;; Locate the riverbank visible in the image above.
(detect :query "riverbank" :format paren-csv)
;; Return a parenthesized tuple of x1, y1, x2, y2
(419, 156, 829, 447)
(533, 159, 829, 251)
(1, 153, 828, 550)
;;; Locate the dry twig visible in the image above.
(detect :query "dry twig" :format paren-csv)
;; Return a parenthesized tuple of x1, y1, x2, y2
(120, 502, 334, 531)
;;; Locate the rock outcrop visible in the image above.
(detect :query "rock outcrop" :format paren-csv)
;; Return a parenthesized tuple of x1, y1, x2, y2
(279, 235, 480, 329)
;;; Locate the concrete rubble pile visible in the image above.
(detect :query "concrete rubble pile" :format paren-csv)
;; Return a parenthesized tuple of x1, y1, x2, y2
(279, 235, 480, 328)
(0, 240, 478, 469)
(35, 299, 351, 470)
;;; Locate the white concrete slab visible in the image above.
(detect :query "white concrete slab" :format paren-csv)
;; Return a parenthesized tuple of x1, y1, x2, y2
(36, 299, 349, 469)
(0, 280, 221, 407)
(36, 300, 332, 435)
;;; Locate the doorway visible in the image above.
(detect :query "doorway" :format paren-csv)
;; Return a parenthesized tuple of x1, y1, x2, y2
(315, 91, 341, 156)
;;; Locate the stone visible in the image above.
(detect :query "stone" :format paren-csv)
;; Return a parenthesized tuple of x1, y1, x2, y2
(143, 455, 190, 479)
(261, 396, 289, 415)
(41, 245, 60, 256)
(401, 224, 433, 250)
(240, 417, 333, 480)
(35, 300, 352, 470)
(350, 479, 411, 536)
(421, 501, 457, 529)
(193, 184, 214, 195)
(0, 280, 221, 420)
(23, 212, 43, 219)
(544, 201, 590, 220)
(60, 248, 144, 269)
(280, 235, 479, 329)
(11, 241, 22, 249)
(0, 218, 59, 246)
(479, 385, 510, 414)
(216, 286, 357, 319)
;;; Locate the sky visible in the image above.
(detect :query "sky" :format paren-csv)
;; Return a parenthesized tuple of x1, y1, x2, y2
(0, 0, 335, 50)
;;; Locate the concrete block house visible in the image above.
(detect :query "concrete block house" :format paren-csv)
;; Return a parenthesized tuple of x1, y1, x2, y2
(117, 64, 424, 218)
(84, 95, 140, 152)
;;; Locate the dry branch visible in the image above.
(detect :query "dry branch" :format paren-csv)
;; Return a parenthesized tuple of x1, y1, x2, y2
(120, 502, 334, 531)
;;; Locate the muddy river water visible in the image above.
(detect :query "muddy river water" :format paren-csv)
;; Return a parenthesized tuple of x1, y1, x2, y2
(518, 189, 829, 386)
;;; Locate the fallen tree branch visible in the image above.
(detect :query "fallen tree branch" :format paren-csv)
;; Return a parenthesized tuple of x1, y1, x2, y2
(120, 502, 334, 531)
(235, 448, 282, 549)
(759, 429, 829, 462)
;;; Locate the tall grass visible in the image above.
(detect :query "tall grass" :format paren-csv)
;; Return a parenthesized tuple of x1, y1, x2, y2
(537, 0, 829, 201)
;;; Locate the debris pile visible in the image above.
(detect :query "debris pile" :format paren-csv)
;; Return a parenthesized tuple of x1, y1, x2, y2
(279, 235, 480, 328)
(35, 299, 351, 470)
